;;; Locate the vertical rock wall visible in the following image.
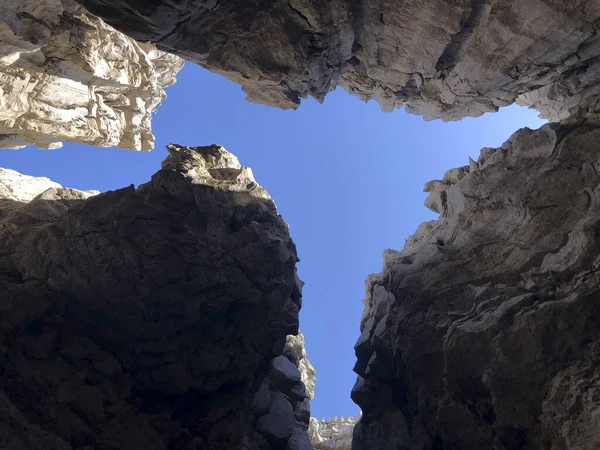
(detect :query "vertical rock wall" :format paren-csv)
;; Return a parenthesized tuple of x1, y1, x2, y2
(0, 0, 183, 150)
(352, 121, 600, 449)
(247, 332, 316, 450)
(0, 144, 310, 450)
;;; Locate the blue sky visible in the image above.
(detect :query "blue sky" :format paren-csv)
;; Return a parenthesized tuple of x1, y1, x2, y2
(0, 63, 546, 419)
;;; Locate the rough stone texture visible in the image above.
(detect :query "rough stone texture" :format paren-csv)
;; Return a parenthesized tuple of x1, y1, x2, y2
(247, 332, 314, 450)
(352, 121, 600, 450)
(0, 0, 183, 150)
(73, 0, 600, 121)
(0, 144, 304, 450)
(284, 332, 316, 401)
(309, 415, 359, 450)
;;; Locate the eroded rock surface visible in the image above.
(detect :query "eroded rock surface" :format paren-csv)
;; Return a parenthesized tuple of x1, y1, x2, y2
(0, 144, 308, 450)
(309, 414, 359, 450)
(0, 0, 183, 150)
(74, 0, 600, 121)
(352, 121, 600, 450)
(248, 332, 315, 450)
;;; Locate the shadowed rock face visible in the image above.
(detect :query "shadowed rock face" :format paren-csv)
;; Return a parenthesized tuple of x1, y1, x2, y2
(352, 121, 600, 450)
(3, 2, 600, 450)
(0, 144, 309, 450)
(74, 0, 600, 121)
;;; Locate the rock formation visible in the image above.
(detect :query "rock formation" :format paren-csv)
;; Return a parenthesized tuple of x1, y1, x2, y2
(3, 1, 600, 450)
(247, 332, 316, 450)
(0, 0, 183, 150)
(0, 144, 310, 450)
(352, 121, 600, 449)
(309, 414, 359, 450)
(73, 0, 600, 121)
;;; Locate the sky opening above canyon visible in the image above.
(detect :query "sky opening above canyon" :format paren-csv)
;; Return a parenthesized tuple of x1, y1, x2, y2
(0, 62, 547, 419)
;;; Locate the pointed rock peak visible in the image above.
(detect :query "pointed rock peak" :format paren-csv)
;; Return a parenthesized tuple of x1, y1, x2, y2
(161, 144, 272, 200)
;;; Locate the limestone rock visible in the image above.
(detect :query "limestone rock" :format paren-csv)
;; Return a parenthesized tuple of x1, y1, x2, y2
(352, 121, 600, 449)
(0, 167, 61, 203)
(75, 0, 600, 121)
(308, 414, 359, 450)
(246, 332, 314, 450)
(0, 0, 183, 150)
(284, 332, 316, 401)
(0, 144, 301, 450)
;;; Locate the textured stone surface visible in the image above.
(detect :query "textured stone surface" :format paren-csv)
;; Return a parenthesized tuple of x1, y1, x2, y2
(309, 415, 359, 450)
(74, 0, 600, 121)
(0, 144, 304, 450)
(0, 0, 183, 150)
(352, 121, 600, 450)
(284, 332, 316, 401)
(247, 332, 314, 450)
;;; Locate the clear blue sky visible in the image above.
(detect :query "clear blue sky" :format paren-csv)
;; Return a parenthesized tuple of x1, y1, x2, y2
(0, 63, 546, 419)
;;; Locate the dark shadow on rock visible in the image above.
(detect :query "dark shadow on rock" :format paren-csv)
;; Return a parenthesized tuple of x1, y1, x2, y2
(351, 122, 600, 450)
(0, 144, 304, 450)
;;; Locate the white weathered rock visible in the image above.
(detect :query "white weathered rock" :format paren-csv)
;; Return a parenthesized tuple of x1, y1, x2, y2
(0, 0, 183, 150)
(284, 332, 316, 401)
(0, 145, 302, 450)
(308, 413, 360, 450)
(0, 168, 61, 203)
(0, 167, 98, 217)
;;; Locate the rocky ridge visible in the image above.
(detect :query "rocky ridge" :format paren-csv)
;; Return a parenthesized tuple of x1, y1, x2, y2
(352, 121, 600, 449)
(74, 0, 600, 122)
(0, 144, 309, 450)
(0, 0, 183, 150)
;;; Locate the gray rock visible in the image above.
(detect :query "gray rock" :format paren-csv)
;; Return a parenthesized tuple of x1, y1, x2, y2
(352, 122, 600, 450)
(74, 0, 600, 122)
(0, 144, 299, 450)
(270, 356, 302, 393)
(287, 425, 314, 450)
(257, 392, 294, 442)
(293, 399, 311, 427)
(252, 382, 272, 417)
(289, 382, 307, 402)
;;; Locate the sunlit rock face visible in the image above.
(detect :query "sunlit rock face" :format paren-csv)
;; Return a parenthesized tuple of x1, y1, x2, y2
(352, 121, 600, 450)
(0, 0, 183, 150)
(309, 414, 360, 450)
(0, 144, 309, 450)
(74, 0, 600, 121)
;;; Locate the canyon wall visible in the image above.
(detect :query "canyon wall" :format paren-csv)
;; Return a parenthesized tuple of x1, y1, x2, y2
(0, 144, 311, 450)
(0, 0, 183, 150)
(352, 121, 600, 449)
(2, 1, 600, 450)
(73, 0, 600, 121)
